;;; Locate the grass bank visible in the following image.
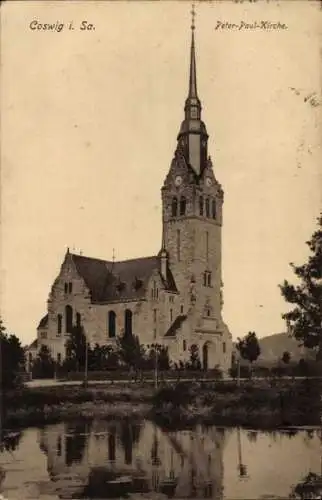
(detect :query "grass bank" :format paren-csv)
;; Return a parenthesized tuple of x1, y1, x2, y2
(2, 384, 153, 428)
(2, 378, 321, 430)
(150, 378, 322, 429)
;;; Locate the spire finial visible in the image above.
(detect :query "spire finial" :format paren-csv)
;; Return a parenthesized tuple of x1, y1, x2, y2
(191, 3, 196, 31)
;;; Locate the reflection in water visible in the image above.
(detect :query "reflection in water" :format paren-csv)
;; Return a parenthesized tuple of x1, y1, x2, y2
(0, 420, 321, 499)
(65, 421, 88, 467)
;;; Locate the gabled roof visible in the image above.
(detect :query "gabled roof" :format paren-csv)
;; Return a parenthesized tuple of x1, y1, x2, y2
(25, 338, 38, 351)
(71, 253, 177, 303)
(164, 315, 187, 337)
(37, 314, 48, 329)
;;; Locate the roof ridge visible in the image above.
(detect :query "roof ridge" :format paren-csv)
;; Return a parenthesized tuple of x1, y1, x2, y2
(71, 253, 157, 265)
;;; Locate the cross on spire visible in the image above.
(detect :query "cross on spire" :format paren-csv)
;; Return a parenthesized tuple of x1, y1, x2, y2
(191, 3, 196, 31)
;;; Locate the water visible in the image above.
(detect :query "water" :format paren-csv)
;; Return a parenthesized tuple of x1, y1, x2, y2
(0, 419, 321, 499)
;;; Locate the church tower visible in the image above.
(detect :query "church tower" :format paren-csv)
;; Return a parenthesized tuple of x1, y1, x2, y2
(161, 6, 232, 372)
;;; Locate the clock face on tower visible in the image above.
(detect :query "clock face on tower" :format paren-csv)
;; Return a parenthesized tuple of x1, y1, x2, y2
(206, 177, 212, 187)
(175, 175, 183, 186)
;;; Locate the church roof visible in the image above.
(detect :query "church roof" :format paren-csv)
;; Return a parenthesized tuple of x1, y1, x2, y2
(24, 338, 38, 351)
(37, 314, 48, 329)
(164, 314, 187, 337)
(71, 253, 177, 303)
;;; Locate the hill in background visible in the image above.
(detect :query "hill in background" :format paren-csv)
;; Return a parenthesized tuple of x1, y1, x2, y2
(234, 332, 315, 366)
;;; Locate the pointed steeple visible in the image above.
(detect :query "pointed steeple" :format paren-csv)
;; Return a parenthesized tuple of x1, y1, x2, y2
(177, 4, 208, 177)
(184, 4, 201, 120)
(188, 5, 198, 100)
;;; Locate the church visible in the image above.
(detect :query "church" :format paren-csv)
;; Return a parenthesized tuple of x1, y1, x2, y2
(33, 15, 232, 374)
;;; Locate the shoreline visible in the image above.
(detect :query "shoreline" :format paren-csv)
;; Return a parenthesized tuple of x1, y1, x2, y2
(2, 378, 321, 431)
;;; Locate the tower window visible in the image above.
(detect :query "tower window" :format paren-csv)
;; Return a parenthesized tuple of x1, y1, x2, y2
(65, 305, 73, 333)
(108, 311, 116, 338)
(205, 198, 210, 217)
(152, 281, 158, 300)
(206, 231, 209, 262)
(124, 309, 133, 337)
(76, 312, 81, 328)
(64, 283, 68, 293)
(171, 197, 178, 217)
(223, 342, 226, 354)
(170, 309, 173, 322)
(57, 314, 62, 336)
(179, 196, 186, 216)
(153, 309, 157, 323)
(203, 271, 212, 287)
(212, 199, 216, 219)
(199, 196, 203, 216)
(177, 229, 181, 262)
(68, 282, 73, 293)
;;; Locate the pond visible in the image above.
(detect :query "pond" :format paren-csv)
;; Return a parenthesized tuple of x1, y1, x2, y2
(0, 419, 321, 499)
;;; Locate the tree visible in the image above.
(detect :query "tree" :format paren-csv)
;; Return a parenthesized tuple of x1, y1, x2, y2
(32, 345, 55, 378)
(146, 344, 170, 371)
(0, 317, 25, 390)
(236, 331, 261, 372)
(88, 344, 119, 371)
(188, 344, 201, 370)
(280, 214, 322, 360)
(65, 324, 88, 371)
(117, 334, 145, 371)
(282, 351, 291, 364)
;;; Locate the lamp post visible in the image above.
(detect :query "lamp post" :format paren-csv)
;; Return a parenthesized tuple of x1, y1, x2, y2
(84, 340, 89, 388)
(154, 342, 158, 390)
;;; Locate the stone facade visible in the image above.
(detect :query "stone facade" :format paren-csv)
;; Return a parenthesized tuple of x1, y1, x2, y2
(32, 24, 232, 374)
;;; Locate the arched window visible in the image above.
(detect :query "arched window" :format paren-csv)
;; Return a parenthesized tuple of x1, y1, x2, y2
(76, 312, 81, 328)
(205, 198, 210, 217)
(179, 196, 186, 216)
(199, 196, 203, 216)
(212, 199, 216, 219)
(64, 283, 68, 293)
(124, 309, 132, 337)
(171, 197, 178, 217)
(108, 311, 116, 338)
(65, 305, 73, 333)
(57, 314, 62, 335)
(183, 340, 187, 351)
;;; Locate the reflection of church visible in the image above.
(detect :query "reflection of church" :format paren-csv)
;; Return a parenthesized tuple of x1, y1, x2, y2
(38, 419, 225, 499)
(31, 7, 232, 372)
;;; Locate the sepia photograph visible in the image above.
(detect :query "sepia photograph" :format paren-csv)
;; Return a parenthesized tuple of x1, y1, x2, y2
(0, 0, 321, 499)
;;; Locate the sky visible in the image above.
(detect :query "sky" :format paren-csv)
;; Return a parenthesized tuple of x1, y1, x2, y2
(1, 1, 321, 346)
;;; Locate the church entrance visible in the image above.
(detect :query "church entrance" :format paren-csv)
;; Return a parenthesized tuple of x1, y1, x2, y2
(202, 343, 209, 371)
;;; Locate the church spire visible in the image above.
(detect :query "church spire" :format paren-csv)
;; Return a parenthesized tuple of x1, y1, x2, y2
(177, 4, 208, 177)
(188, 4, 198, 100)
(184, 4, 201, 119)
